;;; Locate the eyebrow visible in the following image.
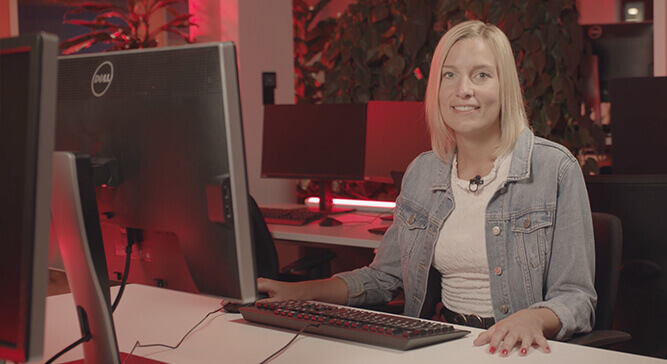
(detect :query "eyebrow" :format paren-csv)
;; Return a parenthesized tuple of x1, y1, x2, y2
(441, 63, 496, 73)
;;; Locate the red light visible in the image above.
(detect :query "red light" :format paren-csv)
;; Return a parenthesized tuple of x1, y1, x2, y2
(305, 197, 396, 210)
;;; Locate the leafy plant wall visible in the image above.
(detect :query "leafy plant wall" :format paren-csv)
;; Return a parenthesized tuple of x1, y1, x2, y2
(294, 0, 604, 186)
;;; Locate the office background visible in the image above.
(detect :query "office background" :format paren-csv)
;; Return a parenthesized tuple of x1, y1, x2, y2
(3, 0, 667, 206)
(2, 0, 666, 361)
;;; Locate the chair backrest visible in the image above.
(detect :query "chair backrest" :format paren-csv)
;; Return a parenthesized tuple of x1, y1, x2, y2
(591, 212, 623, 330)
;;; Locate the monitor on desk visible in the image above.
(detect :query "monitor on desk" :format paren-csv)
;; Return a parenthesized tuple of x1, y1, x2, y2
(609, 76, 667, 174)
(0, 32, 58, 363)
(582, 22, 653, 103)
(261, 103, 367, 212)
(55, 42, 259, 304)
(363, 101, 430, 185)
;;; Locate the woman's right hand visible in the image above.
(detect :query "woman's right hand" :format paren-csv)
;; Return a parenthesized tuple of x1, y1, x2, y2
(256, 277, 307, 302)
(256, 277, 349, 305)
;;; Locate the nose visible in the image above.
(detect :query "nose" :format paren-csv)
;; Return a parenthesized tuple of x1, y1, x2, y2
(455, 77, 473, 98)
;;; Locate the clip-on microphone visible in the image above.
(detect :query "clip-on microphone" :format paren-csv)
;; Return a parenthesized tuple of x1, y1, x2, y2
(468, 175, 484, 192)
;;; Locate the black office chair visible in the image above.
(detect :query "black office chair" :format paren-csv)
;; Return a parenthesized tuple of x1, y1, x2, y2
(568, 212, 631, 347)
(248, 195, 335, 281)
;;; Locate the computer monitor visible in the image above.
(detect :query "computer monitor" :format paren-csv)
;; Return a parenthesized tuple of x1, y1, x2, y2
(0, 32, 58, 363)
(261, 103, 367, 211)
(55, 42, 259, 304)
(582, 22, 653, 102)
(363, 101, 430, 185)
(609, 76, 667, 174)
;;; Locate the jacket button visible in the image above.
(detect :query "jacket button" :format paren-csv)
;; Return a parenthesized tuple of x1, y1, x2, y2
(408, 214, 416, 224)
(523, 216, 531, 228)
(499, 305, 509, 314)
(494, 266, 502, 276)
(492, 226, 501, 235)
(499, 186, 507, 194)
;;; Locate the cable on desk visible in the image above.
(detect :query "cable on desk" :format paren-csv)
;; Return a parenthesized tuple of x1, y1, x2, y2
(122, 306, 224, 364)
(258, 323, 320, 364)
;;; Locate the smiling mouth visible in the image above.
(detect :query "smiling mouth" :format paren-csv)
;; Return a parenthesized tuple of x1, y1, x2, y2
(452, 105, 479, 111)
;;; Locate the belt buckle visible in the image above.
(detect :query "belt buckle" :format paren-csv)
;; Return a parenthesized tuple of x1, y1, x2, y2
(454, 312, 468, 326)
(468, 314, 484, 329)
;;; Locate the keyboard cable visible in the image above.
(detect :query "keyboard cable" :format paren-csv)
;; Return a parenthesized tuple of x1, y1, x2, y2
(122, 306, 225, 363)
(258, 323, 320, 364)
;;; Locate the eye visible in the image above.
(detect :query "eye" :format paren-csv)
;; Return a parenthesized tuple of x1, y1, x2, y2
(442, 71, 454, 79)
(477, 72, 490, 79)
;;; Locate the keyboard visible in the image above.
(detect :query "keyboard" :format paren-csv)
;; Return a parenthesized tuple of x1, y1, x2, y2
(260, 207, 322, 226)
(239, 300, 470, 350)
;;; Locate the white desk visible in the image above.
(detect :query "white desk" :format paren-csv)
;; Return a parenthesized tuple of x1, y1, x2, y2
(36, 284, 663, 364)
(268, 210, 386, 249)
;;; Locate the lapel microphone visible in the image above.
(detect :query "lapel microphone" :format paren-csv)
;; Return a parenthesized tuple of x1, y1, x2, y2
(468, 175, 484, 192)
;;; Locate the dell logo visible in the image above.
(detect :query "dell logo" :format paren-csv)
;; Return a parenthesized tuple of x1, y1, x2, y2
(91, 61, 114, 97)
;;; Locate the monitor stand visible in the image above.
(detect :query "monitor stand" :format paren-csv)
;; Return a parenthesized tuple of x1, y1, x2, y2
(316, 180, 355, 215)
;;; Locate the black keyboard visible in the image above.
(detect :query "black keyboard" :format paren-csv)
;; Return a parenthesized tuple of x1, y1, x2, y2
(260, 207, 322, 226)
(239, 300, 470, 350)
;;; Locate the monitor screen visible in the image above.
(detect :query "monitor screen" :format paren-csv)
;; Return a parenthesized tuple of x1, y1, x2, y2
(261, 104, 367, 180)
(0, 32, 57, 363)
(609, 76, 667, 174)
(55, 42, 258, 303)
(363, 101, 430, 184)
(583, 22, 653, 102)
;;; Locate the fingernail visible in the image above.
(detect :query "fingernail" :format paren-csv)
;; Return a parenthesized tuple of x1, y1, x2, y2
(520, 348, 527, 356)
(501, 349, 508, 356)
(489, 346, 496, 354)
(546, 346, 551, 353)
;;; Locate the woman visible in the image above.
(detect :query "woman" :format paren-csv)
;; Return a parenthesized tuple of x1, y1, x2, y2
(258, 20, 596, 357)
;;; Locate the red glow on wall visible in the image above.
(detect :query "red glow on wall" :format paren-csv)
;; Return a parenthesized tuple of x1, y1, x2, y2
(188, 0, 239, 43)
(305, 196, 396, 210)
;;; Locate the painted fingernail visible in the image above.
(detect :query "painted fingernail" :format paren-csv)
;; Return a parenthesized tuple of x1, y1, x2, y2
(520, 348, 527, 356)
(489, 346, 496, 354)
(501, 349, 508, 356)
(546, 346, 551, 353)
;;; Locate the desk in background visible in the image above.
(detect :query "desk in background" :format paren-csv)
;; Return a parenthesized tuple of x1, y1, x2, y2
(36, 284, 662, 364)
(267, 210, 386, 276)
(267, 210, 386, 249)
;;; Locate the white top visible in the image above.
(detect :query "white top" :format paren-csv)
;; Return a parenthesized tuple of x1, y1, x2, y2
(433, 151, 512, 316)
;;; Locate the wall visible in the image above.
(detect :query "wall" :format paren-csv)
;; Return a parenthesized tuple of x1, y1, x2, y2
(578, 0, 618, 24)
(0, 0, 18, 37)
(189, 0, 295, 205)
(655, 0, 667, 76)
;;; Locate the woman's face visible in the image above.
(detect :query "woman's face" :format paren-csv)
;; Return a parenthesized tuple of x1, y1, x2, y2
(438, 37, 501, 141)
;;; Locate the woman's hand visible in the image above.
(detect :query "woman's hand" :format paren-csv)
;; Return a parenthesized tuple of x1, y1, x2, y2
(472, 308, 561, 356)
(256, 278, 308, 302)
(256, 277, 349, 305)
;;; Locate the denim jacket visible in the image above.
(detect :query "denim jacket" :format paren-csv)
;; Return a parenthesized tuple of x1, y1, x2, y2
(335, 128, 597, 340)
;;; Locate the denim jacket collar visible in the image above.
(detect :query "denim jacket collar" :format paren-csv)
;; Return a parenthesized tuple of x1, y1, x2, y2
(507, 128, 534, 182)
(429, 127, 534, 191)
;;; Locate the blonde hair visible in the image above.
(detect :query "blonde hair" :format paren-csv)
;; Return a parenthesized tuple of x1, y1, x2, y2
(424, 20, 528, 161)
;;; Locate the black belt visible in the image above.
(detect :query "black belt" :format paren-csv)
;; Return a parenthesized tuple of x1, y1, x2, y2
(437, 303, 495, 330)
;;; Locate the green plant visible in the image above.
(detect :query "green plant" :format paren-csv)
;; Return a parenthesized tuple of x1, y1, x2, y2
(294, 0, 604, 177)
(60, 0, 194, 54)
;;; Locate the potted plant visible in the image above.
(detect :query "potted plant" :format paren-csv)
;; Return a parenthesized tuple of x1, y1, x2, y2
(59, 0, 195, 54)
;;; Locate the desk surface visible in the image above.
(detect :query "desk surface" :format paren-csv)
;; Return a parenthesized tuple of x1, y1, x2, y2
(268, 210, 386, 249)
(36, 284, 663, 364)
